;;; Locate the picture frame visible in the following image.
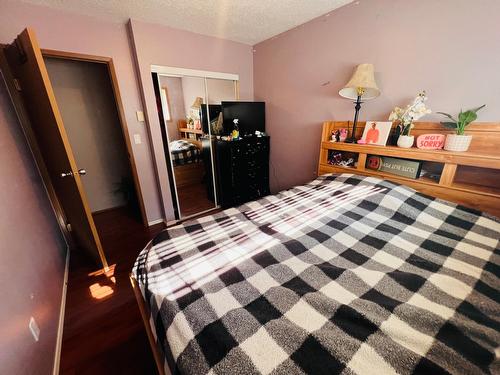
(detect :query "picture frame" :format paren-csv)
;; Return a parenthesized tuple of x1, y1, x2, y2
(360, 121, 392, 146)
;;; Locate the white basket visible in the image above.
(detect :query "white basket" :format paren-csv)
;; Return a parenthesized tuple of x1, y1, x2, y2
(444, 134, 472, 152)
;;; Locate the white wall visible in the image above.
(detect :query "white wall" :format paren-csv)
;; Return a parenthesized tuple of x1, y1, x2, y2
(181, 76, 206, 118)
(45, 58, 131, 212)
(207, 78, 236, 104)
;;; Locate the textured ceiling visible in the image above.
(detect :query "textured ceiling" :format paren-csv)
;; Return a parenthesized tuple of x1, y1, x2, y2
(18, 0, 353, 45)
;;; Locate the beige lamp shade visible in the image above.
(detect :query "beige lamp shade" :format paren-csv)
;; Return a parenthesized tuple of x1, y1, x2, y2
(339, 63, 380, 100)
(191, 96, 203, 109)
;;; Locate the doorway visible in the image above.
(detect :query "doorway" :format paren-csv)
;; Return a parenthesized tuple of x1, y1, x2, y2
(151, 67, 239, 220)
(40, 51, 148, 265)
(1, 27, 150, 269)
(44, 55, 144, 230)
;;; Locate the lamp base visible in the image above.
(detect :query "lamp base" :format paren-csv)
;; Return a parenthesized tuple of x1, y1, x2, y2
(345, 94, 363, 144)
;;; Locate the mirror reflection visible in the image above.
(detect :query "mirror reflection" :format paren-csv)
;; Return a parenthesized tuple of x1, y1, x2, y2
(155, 73, 237, 219)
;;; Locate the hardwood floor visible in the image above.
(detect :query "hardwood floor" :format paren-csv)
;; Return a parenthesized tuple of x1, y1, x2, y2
(60, 206, 164, 375)
(177, 182, 216, 217)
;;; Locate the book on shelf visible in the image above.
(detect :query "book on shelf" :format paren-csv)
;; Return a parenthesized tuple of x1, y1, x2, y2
(366, 155, 423, 179)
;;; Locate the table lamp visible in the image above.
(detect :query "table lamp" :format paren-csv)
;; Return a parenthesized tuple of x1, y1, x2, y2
(191, 96, 203, 110)
(339, 64, 380, 143)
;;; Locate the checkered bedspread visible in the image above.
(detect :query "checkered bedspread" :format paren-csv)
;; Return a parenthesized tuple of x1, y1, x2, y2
(170, 139, 200, 166)
(133, 173, 500, 375)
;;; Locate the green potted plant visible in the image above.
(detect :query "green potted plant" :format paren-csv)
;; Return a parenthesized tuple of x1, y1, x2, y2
(437, 105, 485, 152)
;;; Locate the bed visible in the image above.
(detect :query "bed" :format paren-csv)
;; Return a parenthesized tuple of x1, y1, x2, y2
(169, 139, 204, 188)
(170, 139, 201, 167)
(131, 173, 499, 375)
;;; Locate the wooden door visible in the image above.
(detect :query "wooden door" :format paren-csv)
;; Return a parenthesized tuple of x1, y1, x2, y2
(2, 28, 108, 269)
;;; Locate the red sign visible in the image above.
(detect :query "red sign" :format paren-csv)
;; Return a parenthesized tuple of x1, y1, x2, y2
(416, 134, 445, 149)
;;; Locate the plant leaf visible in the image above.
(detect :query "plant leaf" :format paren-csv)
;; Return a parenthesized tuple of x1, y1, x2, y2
(458, 110, 477, 127)
(436, 112, 458, 122)
(468, 104, 486, 113)
(440, 121, 457, 129)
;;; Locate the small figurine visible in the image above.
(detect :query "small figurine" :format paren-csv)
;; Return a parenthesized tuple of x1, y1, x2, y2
(339, 128, 348, 142)
(330, 130, 341, 142)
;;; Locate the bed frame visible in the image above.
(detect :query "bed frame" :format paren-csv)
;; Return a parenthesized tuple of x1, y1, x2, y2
(130, 274, 170, 375)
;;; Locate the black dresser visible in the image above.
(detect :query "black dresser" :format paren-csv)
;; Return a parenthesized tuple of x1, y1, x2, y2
(215, 136, 270, 208)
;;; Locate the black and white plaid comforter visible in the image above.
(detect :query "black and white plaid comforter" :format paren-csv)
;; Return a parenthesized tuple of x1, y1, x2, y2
(133, 173, 500, 375)
(170, 139, 200, 166)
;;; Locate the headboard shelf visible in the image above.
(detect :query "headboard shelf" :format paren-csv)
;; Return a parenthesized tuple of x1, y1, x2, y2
(320, 142, 500, 169)
(318, 121, 500, 217)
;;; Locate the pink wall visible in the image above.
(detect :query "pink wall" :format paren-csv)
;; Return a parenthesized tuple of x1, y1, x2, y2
(129, 19, 253, 220)
(0, 73, 67, 374)
(254, 0, 500, 191)
(0, 1, 163, 222)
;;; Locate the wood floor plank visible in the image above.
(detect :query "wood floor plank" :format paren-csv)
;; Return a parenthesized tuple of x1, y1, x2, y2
(60, 207, 164, 375)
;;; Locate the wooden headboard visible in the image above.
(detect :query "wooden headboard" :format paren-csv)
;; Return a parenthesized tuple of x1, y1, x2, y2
(318, 121, 500, 217)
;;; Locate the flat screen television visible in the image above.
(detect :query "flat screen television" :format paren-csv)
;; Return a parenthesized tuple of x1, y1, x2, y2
(221, 101, 265, 136)
(200, 104, 222, 135)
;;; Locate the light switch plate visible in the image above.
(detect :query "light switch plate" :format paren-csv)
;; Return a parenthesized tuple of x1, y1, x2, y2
(133, 134, 142, 145)
(136, 110, 145, 122)
(29, 317, 40, 342)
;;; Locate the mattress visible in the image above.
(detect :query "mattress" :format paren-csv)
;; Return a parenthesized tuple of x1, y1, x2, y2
(133, 173, 500, 374)
(170, 139, 200, 166)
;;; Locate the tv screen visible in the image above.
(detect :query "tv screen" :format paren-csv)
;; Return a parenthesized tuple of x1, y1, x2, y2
(221, 101, 265, 136)
(200, 104, 222, 135)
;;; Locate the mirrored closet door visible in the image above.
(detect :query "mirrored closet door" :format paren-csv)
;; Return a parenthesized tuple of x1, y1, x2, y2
(152, 69, 239, 219)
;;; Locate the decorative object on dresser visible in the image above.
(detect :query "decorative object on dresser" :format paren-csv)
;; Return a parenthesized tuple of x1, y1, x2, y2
(318, 121, 500, 217)
(389, 91, 432, 148)
(339, 63, 380, 143)
(360, 121, 392, 146)
(438, 105, 486, 152)
(215, 136, 270, 208)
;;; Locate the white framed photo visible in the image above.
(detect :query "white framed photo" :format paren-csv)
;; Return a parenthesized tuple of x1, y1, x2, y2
(360, 121, 392, 146)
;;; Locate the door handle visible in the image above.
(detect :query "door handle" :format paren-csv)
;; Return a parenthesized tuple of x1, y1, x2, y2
(60, 169, 86, 178)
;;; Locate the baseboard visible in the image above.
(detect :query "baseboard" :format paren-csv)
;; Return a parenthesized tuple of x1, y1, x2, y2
(91, 204, 127, 216)
(148, 218, 165, 226)
(52, 246, 70, 375)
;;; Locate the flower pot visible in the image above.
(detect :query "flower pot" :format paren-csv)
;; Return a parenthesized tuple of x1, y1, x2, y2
(397, 135, 414, 148)
(444, 134, 472, 152)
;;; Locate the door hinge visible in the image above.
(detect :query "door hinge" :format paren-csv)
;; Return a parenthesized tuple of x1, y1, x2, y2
(13, 78, 21, 91)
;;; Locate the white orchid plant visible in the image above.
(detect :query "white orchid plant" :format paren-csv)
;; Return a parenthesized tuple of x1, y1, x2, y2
(389, 91, 431, 136)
